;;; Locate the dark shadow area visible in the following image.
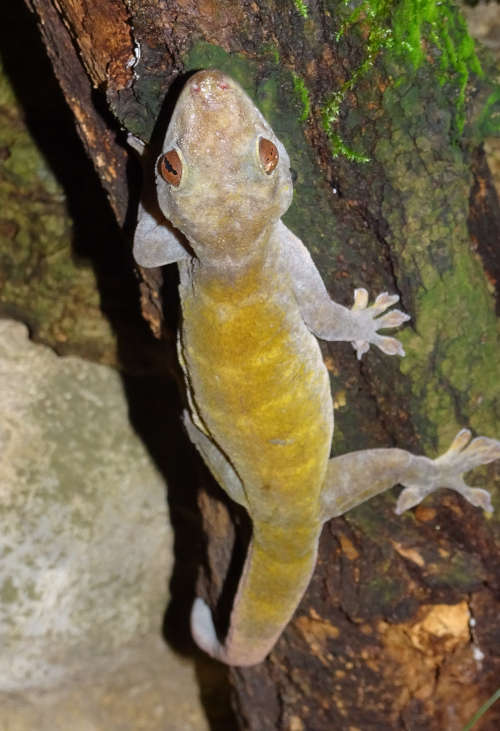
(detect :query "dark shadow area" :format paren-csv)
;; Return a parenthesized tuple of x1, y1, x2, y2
(468, 144, 500, 315)
(1, 4, 239, 729)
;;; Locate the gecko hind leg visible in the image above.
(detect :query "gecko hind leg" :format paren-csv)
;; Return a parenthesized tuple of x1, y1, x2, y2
(321, 430, 498, 521)
(183, 410, 254, 664)
(182, 409, 248, 508)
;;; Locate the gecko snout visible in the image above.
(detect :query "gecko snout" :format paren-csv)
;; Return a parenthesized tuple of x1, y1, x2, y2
(189, 70, 233, 105)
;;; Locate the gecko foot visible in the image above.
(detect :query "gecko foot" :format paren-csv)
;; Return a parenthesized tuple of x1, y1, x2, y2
(395, 429, 499, 514)
(351, 289, 410, 360)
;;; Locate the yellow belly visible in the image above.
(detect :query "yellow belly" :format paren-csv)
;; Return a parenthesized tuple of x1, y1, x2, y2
(180, 262, 332, 528)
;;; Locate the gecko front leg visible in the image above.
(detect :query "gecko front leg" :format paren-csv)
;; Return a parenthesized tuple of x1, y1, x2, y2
(321, 429, 498, 521)
(280, 221, 410, 358)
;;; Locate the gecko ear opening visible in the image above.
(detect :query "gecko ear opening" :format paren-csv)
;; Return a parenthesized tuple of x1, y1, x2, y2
(258, 137, 279, 174)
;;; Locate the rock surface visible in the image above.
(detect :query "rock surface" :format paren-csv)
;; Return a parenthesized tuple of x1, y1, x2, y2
(0, 319, 210, 730)
(0, 636, 209, 731)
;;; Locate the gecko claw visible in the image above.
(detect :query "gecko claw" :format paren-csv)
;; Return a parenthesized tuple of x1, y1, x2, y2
(374, 335, 406, 357)
(445, 428, 472, 453)
(377, 310, 411, 329)
(353, 288, 369, 310)
(395, 485, 426, 514)
(352, 340, 370, 360)
(372, 292, 400, 314)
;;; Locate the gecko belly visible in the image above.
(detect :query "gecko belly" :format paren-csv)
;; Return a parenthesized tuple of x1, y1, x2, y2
(180, 270, 333, 523)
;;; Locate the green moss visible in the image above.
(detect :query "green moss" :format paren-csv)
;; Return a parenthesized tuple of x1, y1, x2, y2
(367, 33, 500, 464)
(322, 0, 395, 161)
(262, 43, 280, 66)
(476, 86, 500, 138)
(292, 72, 311, 122)
(426, 550, 486, 590)
(392, 0, 482, 75)
(321, 91, 371, 162)
(394, 176, 500, 448)
(0, 56, 118, 363)
(119, 74, 169, 139)
(399, 248, 500, 449)
(364, 573, 404, 606)
(292, 0, 309, 19)
(392, 0, 483, 134)
(324, 0, 484, 160)
(185, 41, 262, 100)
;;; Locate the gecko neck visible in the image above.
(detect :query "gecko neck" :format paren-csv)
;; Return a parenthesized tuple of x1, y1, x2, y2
(191, 223, 278, 277)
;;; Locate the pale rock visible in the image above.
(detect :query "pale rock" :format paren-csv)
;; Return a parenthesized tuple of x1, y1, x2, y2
(0, 319, 172, 690)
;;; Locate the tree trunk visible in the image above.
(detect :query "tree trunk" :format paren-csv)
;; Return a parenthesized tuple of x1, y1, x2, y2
(14, 1, 500, 728)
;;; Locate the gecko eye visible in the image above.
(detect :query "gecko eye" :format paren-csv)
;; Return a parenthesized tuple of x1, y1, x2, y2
(159, 149, 182, 186)
(258, 138, 279, 175)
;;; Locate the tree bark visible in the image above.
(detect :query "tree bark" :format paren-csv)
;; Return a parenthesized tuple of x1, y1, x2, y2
(16, 1, 500, 728)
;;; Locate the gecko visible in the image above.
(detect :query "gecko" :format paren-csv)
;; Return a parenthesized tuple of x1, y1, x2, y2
(131, 69, 500, 667)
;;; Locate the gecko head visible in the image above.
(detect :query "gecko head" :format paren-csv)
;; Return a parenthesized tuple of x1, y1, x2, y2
(155, 69, 293, 261)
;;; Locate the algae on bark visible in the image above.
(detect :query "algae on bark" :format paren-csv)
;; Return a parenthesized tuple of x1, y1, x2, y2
(0, 54, 118, 363)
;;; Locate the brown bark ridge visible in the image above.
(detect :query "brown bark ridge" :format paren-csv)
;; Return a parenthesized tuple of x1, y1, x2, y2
(20, 1, 500, 729)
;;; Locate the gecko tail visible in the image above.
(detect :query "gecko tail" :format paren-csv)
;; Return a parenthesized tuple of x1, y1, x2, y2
(191, 538, 319, 666)
(191, 597, 225, 660)
(190, 596, 269, 666)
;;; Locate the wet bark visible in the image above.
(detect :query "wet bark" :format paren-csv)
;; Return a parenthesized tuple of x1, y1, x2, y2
(14, 1, 500, 728)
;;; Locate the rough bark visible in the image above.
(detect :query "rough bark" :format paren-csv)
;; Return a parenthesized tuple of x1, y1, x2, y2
(10, 1, 500, 728)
